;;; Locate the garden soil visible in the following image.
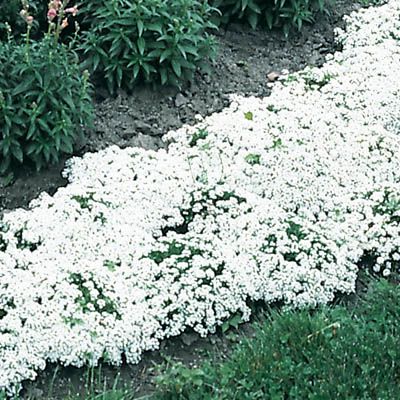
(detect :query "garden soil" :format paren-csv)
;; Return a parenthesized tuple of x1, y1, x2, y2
(0, 0, 366, 398)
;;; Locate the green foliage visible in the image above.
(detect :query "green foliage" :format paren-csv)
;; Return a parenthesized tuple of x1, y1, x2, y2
(221, 313, 242, 333)
(244, 111, 253, 120)
(0, 0, 47, 40)
(154, 279, 400, 399)
(0, 36, 93, 174)
(147, 240, 186, 265)
(212, 0, 333, 33)
(245, 153, 261, 165)
(189, 128, 209, 147)
(373, 190, 400, 222)
(79, 0, 218, 92)
(69, 272, 121, 318)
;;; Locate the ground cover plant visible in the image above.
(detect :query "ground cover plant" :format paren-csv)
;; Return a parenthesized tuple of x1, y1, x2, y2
(154, 278, 400, 399)
(5, 277, 398, 399)
(0, 0, 400, 396)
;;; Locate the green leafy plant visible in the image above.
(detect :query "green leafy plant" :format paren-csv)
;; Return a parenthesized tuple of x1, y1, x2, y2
(0, 2, 93, 174)
(0, 0, 47, 40)
(212, 0, 333, 34)
(221, 313, 242, 333)
(79, 0, 218, 92)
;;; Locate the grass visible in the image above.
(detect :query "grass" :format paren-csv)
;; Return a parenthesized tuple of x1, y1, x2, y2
(61, 368, 134, 400)
(153, 277, 400, 400)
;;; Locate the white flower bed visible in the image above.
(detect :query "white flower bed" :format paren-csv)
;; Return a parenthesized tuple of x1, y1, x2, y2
(1, 0, 400, 394)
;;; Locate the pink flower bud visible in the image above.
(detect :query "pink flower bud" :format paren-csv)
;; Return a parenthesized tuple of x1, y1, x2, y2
(65, 6, 78, 17)
(47, 8, 57, 21)
(61, 18, 69, 30)
(26, 16, 34, 26)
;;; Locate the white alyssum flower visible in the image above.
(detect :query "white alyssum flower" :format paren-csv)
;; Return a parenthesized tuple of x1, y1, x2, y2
(1, 0, 400, 394)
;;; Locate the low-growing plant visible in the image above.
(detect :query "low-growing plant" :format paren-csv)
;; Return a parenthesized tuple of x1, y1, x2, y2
(0, 1, 93, 174)
(79, 0, 218, 92)
(212, 0, 333, 34)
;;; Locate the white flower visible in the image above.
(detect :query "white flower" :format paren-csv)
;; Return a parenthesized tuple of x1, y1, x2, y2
(2, 0, 400, 394)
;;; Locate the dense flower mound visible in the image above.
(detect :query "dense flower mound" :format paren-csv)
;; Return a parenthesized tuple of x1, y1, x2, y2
(1, 0, 400, 393)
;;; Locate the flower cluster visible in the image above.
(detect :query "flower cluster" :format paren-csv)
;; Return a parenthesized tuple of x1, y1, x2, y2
(47, 0, 78, 32)
(19, 0, 34, 26)
(1, 0, 400, 394)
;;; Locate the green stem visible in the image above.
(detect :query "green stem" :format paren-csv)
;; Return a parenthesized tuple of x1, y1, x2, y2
(25, 25, 31, 64)
(55, 0, 70, 43)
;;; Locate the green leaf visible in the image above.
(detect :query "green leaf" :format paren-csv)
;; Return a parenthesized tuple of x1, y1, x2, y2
(26, 122, 36, 140)
(11, 144, 23, 163)
(34, 70, 43, 87)
(137, 37, 146, 56)
(38, 119, 52, 134)
(133, 63, 140, 79)
(4, 115, 12, 127)
(146, 22, 163, 34)
(177, 44, 187, 60)
(248, 1, 262, 13)
(61, 137, 73, 153)
(265, 12, 274, 29)
(171, 59, 182, 77)
(63, 95, 76, 112)
(12, 76, 35, 96)
(248, 13, 259, 29)
(160, 49, 172, 63)
(137, 19, 144, 36)
(25, 142, 38, 155)
(244, 111, 253, 121)
(147, 49, 162, 59)
(181, 45, 199, 57)
(222, 321, 230, 333)
(229, 314, 242, 328)
(160, 68, 168, 85)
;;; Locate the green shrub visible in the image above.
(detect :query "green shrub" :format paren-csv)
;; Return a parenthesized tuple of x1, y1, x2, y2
(79, 0, 218, 92)
(212, 0, 333, 33)
(0, 36, 93, 174)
